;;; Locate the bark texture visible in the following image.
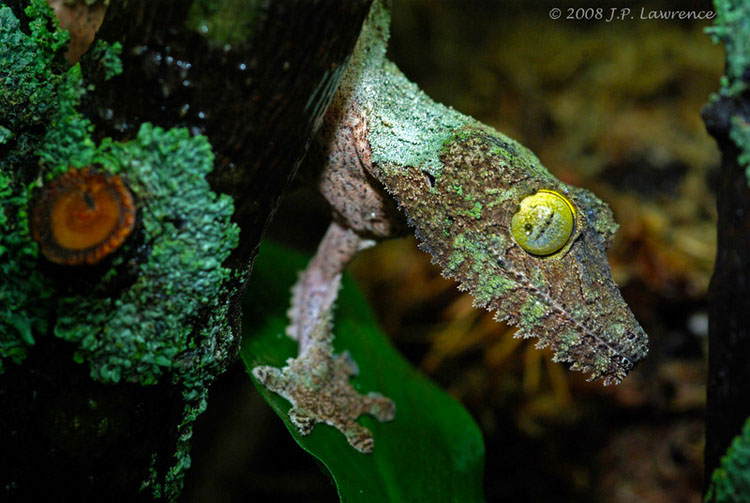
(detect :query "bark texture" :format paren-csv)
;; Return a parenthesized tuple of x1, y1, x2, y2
(703, 0, 750, 485)
(703, 92, 750, 484)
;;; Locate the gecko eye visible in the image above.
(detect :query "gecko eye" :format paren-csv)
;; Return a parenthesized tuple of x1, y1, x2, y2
(511, 189, 576, 256)
(31, 167, 136, 265)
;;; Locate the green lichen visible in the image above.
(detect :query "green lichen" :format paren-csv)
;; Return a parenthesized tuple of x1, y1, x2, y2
(87, 39, 123, 80)
(465, 201, 483, 220)
(54, 124, 240, 385)
(186, 0, 265, 49)
(706, 417, 750, 503)
(707, 0, 750, 185)
(447, 233, 516, 307)
(708, 0, 750, 98)
(0, 170, 51, 372)
(0, 0, 66, 373)
(1, 3, 240, 498)
(520, 296, 551, 332)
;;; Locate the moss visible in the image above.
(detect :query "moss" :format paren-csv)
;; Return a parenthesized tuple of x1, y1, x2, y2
(186, 0, 265, 49)
(446, 233, 516, 307)
(0, 169, 52, 372)
(0, 0, 63, 374)
(520, 296, 551, 331)
(708, 0, 750, 185)
(706, 417, 750, 503)
(53, 124, 240, 385)
(1, 3, 240, 498)
(465, 201, 483, 220)
(708, 0, 750, 98)
(86, 39, 123, 80)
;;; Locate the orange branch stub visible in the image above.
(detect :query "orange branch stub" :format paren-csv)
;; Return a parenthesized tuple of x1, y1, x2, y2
(32, 168, 136, 265)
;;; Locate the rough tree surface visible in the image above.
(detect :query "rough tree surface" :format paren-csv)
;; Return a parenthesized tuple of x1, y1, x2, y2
(703, 0, 750, 493)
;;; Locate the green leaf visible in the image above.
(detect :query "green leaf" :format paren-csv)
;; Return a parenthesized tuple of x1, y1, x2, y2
(241, 240, 485, 502)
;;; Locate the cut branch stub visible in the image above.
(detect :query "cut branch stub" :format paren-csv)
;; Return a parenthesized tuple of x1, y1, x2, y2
(31, 167, 136, 265)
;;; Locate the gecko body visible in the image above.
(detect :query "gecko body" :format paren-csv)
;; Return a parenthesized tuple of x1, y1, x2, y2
(253, 0, 648, 452)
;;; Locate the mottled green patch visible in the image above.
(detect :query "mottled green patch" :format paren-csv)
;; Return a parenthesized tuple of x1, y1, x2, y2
(186, 0, 264, 49)
(337, 0, 467, 178)
(86, 39, 123, 80)
(706, 417, 750, 503)
(447, 233, 515, 306)
(0, 1, 66, 168)
(708, 0, 750, 185)
(54, 124, 239, 384)
(474, 273, 515, 307)
(520, 296, 551, 330)
(708, 0, 750, 97)
(1, 4, 240, 498)
(465, 201, 483, 219)
(554, 331, 583, 357)
(0, 170, 51, 373)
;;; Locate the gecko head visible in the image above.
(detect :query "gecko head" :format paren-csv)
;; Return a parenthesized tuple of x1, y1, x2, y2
(496, 184, 648, 384)
(395, 128, 648, 384)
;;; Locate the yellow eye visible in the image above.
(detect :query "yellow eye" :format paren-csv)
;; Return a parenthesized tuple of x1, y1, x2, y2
(511, 190, 576, 256)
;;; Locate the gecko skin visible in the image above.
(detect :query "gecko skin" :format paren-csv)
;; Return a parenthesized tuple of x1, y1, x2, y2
(253, 0, 648, 452)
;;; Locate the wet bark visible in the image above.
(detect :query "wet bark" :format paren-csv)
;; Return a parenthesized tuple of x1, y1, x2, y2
(703, 91, 750, 484)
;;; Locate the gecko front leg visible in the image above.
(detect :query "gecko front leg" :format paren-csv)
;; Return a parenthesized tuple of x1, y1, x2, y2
(252, 221, 395, 453)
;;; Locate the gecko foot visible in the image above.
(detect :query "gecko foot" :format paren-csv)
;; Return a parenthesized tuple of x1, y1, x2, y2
(252, 325, 395, 453)
(253, 222, 395, 453)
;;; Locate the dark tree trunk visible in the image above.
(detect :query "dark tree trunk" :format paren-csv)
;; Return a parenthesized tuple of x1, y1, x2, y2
(0, 1, 371, 501)
(703, 92, 750, 484)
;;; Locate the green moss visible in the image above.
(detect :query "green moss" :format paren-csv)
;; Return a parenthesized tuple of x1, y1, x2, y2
(520, 296, 551, 331)
(0, 1, 63, 373)
(708, 0, 750, 98)
(1, 3, 240, 498)
(708, 0, 750, 185)
(53, 124, 239, 385)
(186, 0, 265, 49)
(446, 233, 515, 306)
(706, 417, 750, 503)
(555, 331, 583, 356)
(730, 116, 750, 185)
(87, 39, 123, 80)
(465, 201, 483, 220)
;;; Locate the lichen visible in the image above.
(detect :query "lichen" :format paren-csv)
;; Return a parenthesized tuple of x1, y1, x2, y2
(707, 0, 750, 98)
(707, 0, 750, 185)
(0, 0, 64, 374)
(186, 0, 265, 49)
(705, 416, 750, 503)
(53, 124, 240, 385)
(1, 2, 240, 498)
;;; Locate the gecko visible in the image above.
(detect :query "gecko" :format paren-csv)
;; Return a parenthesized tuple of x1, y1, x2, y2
(252, 0, 649, 453)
